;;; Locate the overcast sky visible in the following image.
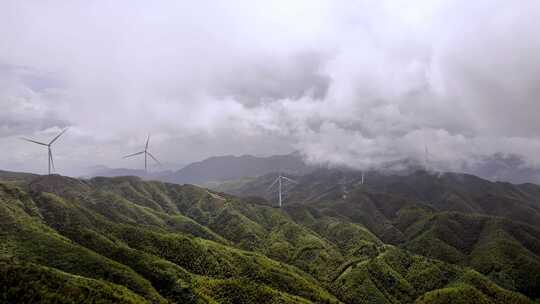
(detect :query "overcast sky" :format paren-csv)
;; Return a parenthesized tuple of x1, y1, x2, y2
(1, 0, 540, 175)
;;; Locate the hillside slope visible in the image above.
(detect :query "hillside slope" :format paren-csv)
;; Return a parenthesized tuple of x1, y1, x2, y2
(229, 169, 540, 299)
(0, 170, 537, 303)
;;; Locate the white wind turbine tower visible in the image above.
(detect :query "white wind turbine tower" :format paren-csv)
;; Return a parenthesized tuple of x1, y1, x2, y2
(123, 135, 161, 172)
(424, 145, 430, 172)
(21, 128, 68, 175)
(267, 173, 298, 208)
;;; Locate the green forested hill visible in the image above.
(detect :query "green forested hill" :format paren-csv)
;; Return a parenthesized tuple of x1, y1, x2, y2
(229, 169, 540, 301)
(0, 170, 537, 303)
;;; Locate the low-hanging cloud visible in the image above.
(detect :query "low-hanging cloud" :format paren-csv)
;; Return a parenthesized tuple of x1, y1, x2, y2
(1, 0, 540, 175)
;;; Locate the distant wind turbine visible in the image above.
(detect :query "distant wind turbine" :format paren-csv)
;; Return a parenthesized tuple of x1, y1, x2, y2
(423, 145, 442, 177)
(424, 145, 431, 172)
(21, 128, 68, 175)
(123, 135, 161, 172)
(267, 173, 298, 208)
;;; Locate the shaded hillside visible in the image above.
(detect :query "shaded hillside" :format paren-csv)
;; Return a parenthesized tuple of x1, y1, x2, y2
(230, 169, 540, 299)
(81, 166, 174, 182)
(231, 169, 540, 227)
(0, 171, 537, 303)
(0, 170, 39, 185)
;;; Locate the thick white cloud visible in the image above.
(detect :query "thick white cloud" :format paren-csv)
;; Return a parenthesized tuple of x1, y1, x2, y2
(1, 0, 539, 175)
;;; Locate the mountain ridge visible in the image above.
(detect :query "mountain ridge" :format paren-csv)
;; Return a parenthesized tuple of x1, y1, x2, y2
(78, 152, 540, 186)
(227, 168, 540, 299)
(1, 169, 539, 303)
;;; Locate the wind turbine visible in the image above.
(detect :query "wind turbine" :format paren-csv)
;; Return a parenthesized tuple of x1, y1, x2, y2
(424, 145, 431, 172)
(267, 173, 298, 208)
(338, 176, 349, 199)
(123, 135, 161, 172)
(21, 128, 68, 175)
(423, 145, 442, 177)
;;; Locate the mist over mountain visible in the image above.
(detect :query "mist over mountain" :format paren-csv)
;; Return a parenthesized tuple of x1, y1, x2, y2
(83, 152, 540, 187)
(463, 154, 540, 185)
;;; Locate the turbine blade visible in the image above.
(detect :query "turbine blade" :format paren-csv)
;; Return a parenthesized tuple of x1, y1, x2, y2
(266, 177, 280, 191)
(147, 151, 161, 165)
(49, 149, 55, 172)
(21, 138, 48, 146)
(122, 151, 145, 159)
(281, 176, 298, 184)
(145, 135, 150, 150)
(49, 128, 68, 145)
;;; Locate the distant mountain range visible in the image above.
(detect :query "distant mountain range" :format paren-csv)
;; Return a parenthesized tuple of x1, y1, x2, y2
(84, 152, 314, 185)
(163, 152, 313, 184)
(82, 152, 540, 186)
(464, 153, 540, 184)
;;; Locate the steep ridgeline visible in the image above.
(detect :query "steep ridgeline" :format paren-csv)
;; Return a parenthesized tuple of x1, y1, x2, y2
(230, 169, 540, 300)
(0, 171, 535, 303)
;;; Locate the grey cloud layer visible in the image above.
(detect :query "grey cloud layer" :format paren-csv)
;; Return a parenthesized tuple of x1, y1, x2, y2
(1, 0, 539, 174)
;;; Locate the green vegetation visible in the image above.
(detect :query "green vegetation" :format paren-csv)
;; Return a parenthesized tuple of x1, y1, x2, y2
(332, 247, 531, 304)
(0, 259, 148, 304)
(232, 169, 540, 301)
(1, 170, 539, 303)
